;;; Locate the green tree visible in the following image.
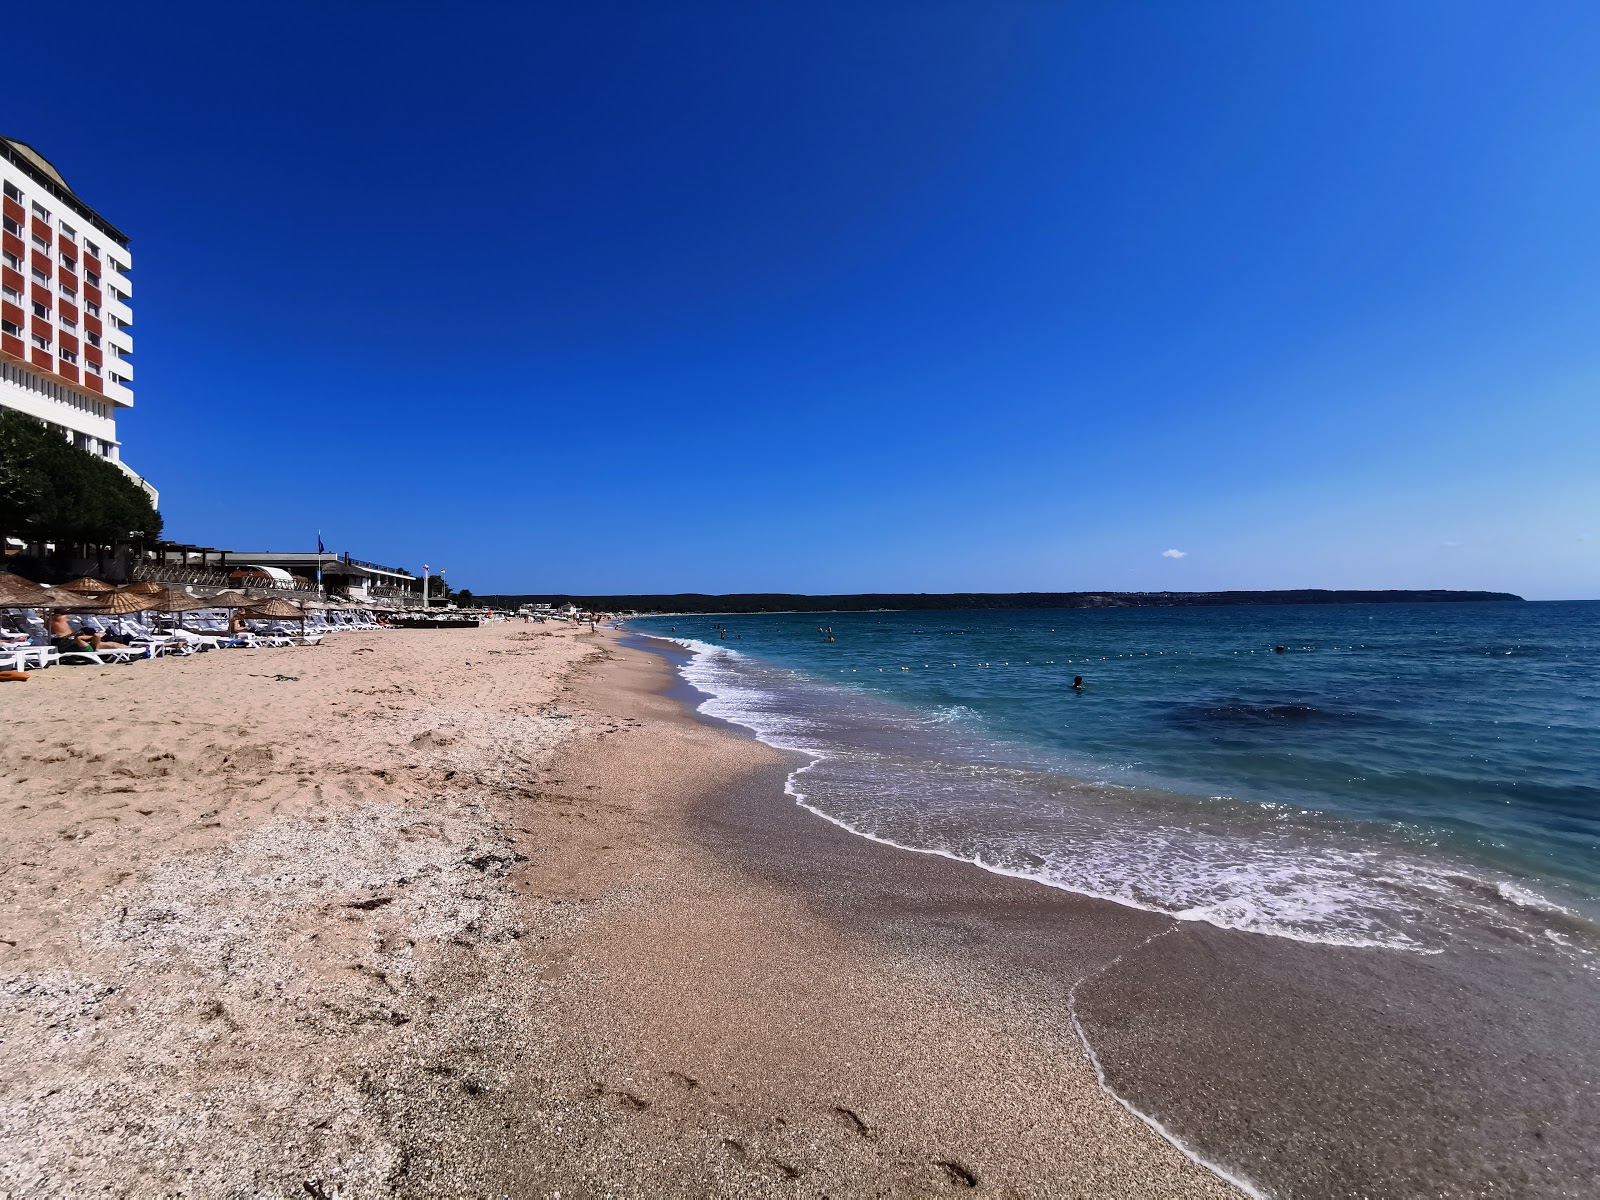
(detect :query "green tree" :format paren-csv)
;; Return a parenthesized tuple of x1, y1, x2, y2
(0, 410, 162, 544)
(455, 588, 474, 605)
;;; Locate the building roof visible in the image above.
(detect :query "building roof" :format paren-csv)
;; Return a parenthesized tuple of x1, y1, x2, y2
(0, 136, 130, 245)
(231, 551, 417, 581)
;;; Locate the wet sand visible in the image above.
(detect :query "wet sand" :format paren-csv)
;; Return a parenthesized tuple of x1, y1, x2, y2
(639, 635, 1600, 1196)
(0, 623, 1233, 1195)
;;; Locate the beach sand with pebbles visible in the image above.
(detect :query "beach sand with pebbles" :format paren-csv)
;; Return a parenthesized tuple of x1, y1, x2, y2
(0, 622, 1234, 1196)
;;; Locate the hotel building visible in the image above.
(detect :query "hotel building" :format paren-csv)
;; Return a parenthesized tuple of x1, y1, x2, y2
(0, 136, 154, 503)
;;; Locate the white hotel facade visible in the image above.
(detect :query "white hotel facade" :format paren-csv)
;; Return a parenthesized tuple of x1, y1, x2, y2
(0, 136, 154, 503)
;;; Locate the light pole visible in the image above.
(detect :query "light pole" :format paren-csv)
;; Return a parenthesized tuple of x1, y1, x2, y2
(421, 563, 428, 610)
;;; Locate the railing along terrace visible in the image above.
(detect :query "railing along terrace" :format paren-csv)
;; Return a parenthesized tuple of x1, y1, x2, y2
(133, 562, 234, 587)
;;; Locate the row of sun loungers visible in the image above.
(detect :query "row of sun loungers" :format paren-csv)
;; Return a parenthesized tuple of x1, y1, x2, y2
(0, 606, 390, 671)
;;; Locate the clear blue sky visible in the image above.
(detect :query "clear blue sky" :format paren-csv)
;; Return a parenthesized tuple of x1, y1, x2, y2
(11, 2, 1599, 598)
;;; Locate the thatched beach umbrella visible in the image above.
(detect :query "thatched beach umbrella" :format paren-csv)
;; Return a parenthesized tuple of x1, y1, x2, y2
(133, 588, 208, 630)
(123, 580, 167, 596)
(241, 597, 305, 618)
(58, 590, 160, 616)
(0, 573, 55, 607)
(241, 596, 308, 636)
(204, 590, 254, 609)
(60, 576, 115, 594)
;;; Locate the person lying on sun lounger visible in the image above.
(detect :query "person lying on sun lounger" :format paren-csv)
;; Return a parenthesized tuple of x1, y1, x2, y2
(48, 610, 131, 653)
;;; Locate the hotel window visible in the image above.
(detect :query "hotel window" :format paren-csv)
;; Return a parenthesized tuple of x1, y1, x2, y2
(31, 202, 49, 221)
(31, 234, 47, 250)
(1, 319, 18, 337)
(60, 282, 76, 299)
(85, 240, 99, 255)
(113, 287, 128, 302)
(60, 348, 77, 364)
(86, 361, 101, 375)
(86, 271, 100, 286)
(1, 284, 18, 303)
(86, 331, 101, 347)
(2, 181, 20, 201)
(31, 267, 47, 283)
(2, 249, 19, 270)
(31, 300, 49, 319)
(59, 222, 75, 238)
(59, 253, 75, 271)
(86, 301, 100, 316)
(61, 313, 77, 329)
(31, 333, 50, 350)
(1, 215, 18, 236)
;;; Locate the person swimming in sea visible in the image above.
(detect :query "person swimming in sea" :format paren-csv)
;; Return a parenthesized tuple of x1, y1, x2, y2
(1072, 675, 1085, 691)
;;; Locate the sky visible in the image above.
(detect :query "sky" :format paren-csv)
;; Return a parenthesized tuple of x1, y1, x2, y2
(9, 1, 1600, 599)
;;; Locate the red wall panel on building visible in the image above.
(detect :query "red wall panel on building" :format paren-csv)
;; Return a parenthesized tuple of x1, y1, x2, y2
(30, 315, 51, 339)
(58, 331, 79, 354)
(30, 283, 51, 307)
(58, 298, 78, 322)
(1, 333, 24, 359)
(58, 269, 78, 293)
(2, 266, 25, 294)
(29, 251, 51, 278)
(84, 313, 102, 337)
(29, 218, 51, 245)
(1, 300, 21, 327)
(84, 344, 102, 367)
(30, 346, 50, 369)
(85, 373, 103, 393)
(83, 283, 102, 307)
(1, 197, 23, 224)
(1, 231, 23, 260)
(57, 361, 78, 382)
(83, 253, 100, 275)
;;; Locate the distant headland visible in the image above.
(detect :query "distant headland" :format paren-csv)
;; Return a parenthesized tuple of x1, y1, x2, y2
(477, 589, 1524, 614)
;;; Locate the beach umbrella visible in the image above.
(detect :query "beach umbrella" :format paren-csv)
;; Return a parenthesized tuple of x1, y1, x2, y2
(139, 588, 208, 631)
(60, 576, 115, 594)
(241, 598, 303, 618)
(0, 573, 55, 607)
(242, 596, 309, 636)
(204, 590, 254, 608)
(128, 585, 204, 611)
(123, 580, 167, 596)
(56, 590, 160, 616)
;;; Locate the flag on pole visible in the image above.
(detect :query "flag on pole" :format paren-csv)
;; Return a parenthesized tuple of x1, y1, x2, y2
(317, 532, 326, 554)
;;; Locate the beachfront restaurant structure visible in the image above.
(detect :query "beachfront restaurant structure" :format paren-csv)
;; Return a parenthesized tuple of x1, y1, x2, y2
(227, 551, 421, 606)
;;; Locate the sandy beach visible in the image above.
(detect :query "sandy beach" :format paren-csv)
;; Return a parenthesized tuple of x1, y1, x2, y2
(0, 621, 1235, 1196)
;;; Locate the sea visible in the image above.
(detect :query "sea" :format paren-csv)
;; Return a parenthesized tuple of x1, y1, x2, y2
(626, 602, 1600, 960)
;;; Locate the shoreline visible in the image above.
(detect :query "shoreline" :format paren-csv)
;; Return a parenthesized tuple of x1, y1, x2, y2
(643, 627, 1600, 1195)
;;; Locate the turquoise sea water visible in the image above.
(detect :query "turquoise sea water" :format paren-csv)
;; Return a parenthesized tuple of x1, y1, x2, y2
(627, 602, 1600, 954)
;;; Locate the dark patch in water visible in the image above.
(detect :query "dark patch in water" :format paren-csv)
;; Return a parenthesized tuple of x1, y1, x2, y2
(1169, 701, 1361, 728)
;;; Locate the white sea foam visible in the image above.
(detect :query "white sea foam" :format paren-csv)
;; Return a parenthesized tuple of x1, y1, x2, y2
(650, 633, 1584, 955)
(1496, 880, 1574, 914)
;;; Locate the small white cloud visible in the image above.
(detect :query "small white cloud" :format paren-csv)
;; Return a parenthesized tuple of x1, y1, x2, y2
(1161, 548, 1187, 559)
(1441, 540, 1464, 549)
